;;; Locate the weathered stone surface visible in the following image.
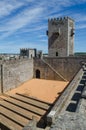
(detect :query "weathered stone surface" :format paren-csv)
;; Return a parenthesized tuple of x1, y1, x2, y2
(50, 112, 86, 130)
(49, 66, 86, 130)
(34, 57, 86, 81)
(20, 48, 36, 58)
(47, 67, 84, 125)
(0, 58, 33, 93)
(48, 17, 74, 57)
(81, 86, 86, 98)
(76, 99, 86, 114)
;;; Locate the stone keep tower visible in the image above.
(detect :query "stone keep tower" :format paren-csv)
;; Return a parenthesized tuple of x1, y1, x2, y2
(47, 17, 74, 57)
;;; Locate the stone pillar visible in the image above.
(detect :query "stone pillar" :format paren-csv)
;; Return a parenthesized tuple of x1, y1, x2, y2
(23, 116, 37, 130)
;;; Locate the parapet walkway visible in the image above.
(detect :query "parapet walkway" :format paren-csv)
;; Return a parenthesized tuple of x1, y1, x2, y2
(0, 93, 52, 130)
(49, 64, 86, 130)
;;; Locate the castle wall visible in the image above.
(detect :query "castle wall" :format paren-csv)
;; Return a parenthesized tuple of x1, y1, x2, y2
(0, 58, 33, 93)
(0, 56, 86, 93)
(34, 57, 86, 81)
(20, 48, 36, 58)
(33, 58, 63, 81)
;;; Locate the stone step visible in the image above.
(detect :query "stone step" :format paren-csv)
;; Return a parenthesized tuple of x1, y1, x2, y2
(0, 114, 23, 130)
(0, 100, 40, 120)
(17, 93, 52, 105)
(0, 106, 29, 127)
(2, 97, 46, 116)
(9, 93, 50, 110)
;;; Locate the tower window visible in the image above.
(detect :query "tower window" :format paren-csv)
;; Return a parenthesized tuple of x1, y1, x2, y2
(56, 52, 58, 56)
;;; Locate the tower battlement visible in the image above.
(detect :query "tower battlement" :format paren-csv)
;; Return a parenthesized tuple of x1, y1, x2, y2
(20, 48, 29, 50)
(48, 17, 74, 23)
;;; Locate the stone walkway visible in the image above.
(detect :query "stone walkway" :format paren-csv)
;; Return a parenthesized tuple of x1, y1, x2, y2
(50, 65, 86, 130)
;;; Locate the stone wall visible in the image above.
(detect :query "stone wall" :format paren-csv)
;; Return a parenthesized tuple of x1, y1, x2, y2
(20, 48, 36, 58)
(49, 63, 86, 130)
(0, 58, 33, 93)
(33, 58, 63, 81)
(47, 66, 84, 125)
(34, 57, 86, 81)
(48, 17, 74, 57)
(0, 56, 86, 93)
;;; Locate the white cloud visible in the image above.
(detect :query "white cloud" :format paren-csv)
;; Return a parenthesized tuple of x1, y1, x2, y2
(7, 7, 43, 30)
(72, 14, 86, 22)
(0, 0, 86, 53)
(0, 6, 43, 39)
(38, 35, 47, 38)
(76, 24, 86, 29)
(0, 0, 23, 18)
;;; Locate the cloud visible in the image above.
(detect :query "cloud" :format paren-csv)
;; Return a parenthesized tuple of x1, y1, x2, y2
(72, 14, 86, 22)
(76, 24, 86, 29)
(38, 34, 47, 38)
(0, 6, 44, 39)
(0, 0, 85, 33)
(0, 0, 86, 53)
(70, 13, 86, 29)
(7, 7, 43, 30)
(0, 0, 23, 18)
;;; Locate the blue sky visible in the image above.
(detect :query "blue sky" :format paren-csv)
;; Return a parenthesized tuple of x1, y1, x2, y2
(0, 0, 86, 53)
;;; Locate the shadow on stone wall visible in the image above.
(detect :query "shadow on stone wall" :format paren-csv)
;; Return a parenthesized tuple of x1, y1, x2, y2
(66, 78, 85, 112)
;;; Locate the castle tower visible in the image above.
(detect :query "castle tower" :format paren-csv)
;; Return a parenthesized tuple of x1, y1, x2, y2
(47, 17, 75, 57)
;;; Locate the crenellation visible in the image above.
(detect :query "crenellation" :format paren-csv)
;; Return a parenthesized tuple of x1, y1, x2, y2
(60, 17, 62, 20)
(48, 17, 67, 24)
(48, 17, 72, 24)
(1, 56, 29, 65)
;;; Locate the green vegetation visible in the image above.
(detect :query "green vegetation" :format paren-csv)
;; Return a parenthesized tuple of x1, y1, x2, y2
(74, 52, 86, 56)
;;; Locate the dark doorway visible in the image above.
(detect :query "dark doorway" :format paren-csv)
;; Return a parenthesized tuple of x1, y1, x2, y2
(56, 52, 58, 56)
(36, 70, 40, 78)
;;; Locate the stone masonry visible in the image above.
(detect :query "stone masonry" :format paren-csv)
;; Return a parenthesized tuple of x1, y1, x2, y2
(20, 48, 37, 58)
(34, 56, 86, 81)
(47, 17, 74, 57)
(49, 64, 86, 130)
(0, 58, 33, 93)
